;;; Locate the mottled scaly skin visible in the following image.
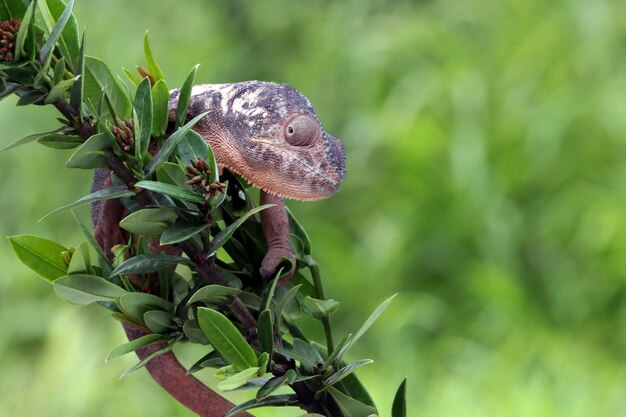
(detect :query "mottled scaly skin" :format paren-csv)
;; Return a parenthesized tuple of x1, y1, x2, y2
(168, 82, 346, 201)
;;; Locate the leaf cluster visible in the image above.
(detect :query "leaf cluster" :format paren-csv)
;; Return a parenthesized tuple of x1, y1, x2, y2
(0, 1, 405, 416)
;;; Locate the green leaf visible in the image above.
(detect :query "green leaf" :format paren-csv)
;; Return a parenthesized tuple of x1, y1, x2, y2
(119, 292, 173, 319)
(143, 31, 165, 83)
(182, 320, 209, 344)
(8, 235, 67, 281)
(120, 343, 173, 379)
(151, 79, 168, 137)
(256, 369, 297, 401)
(208, 204, 274, 257)
(13, 0, 35, 61)
(0, 0, 27, 19)
(40, 186, 134, 221)
(123, 68, 141, 86)
(323, 334, 352, 369)
(177, 130, 208, 166)
(53, 57, 66, 84)
(328, 387, 377, 417)
(53, 274, 127, 304)
(337, 294, 397, 361)
(196, 307, 257, 371)
(84, 56, 131, 119)
(0, 127, 72, 153)
(273, 284, 302, 333)
(303, 296, 340, 320)
(16, 90, 45, 106)
(391, 378, 407, 417)
(133, 77, 153, 157)
(39, 0, 74, 63)
(176, 64, 199, 127)
(119, 208, 178, 237)
(71, 210, 112, 276)
(111, 253, 193, 276)
(106, 333, 162, 362)
(186, 284, 242, 306)
(218, 367, 260, 391)
(224, 394, 299, 417)
(187, 350, 227, 373)
(144, 310, 175, 334)
(67, 241, 91, 275)
(44, 75, 80, 104)
(274, 340, 320, 368)
(322, 359, 374, 391)
(257, 351, 269, 374)
(70, 32, 85, 115)
(257, 309, 274, 357)
(287, 207, 312, 256)
(43, 0, 80, 70)
(37, 133, 83, 149)
(144, 111, 209, 176)
(66, 132, 112, 169)
(134, 180, 205, 204)
(160, 221, 209, 246)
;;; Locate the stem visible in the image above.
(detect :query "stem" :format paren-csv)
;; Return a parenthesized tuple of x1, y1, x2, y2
(303, 256, 335, 353)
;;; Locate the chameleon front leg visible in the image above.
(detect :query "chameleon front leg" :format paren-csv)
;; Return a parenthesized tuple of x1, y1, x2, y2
(259, 190, 296, 284)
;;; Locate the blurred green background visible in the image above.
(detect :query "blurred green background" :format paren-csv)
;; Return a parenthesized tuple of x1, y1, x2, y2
(1, 0, 626, 416)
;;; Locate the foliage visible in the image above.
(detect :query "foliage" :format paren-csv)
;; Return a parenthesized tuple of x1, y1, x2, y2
(0, 1, 399, 416)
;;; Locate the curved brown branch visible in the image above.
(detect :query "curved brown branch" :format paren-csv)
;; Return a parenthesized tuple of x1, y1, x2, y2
(123, 325, 252, 417)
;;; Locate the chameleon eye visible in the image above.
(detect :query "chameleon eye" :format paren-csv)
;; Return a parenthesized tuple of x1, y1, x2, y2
(285, 115, 318, 146)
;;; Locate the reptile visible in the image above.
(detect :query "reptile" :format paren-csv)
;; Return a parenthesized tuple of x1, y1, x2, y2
(91, 81, 346, 416)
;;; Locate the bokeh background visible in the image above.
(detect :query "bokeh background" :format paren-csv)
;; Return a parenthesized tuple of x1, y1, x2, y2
(1, 0, 626, 416)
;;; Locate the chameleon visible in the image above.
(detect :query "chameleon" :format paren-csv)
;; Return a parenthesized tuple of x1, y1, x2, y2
(91, 81, 346, 416)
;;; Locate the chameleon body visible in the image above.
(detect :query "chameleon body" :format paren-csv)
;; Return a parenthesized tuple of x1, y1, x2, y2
(169, 82, 346, 280)
(91, 82, 345, 417)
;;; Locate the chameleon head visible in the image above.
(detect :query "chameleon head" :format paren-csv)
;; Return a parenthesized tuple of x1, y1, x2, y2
(184, 82, 347, 201)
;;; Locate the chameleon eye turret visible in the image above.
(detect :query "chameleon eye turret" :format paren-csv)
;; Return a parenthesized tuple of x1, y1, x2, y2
(285, 114, 319, 146)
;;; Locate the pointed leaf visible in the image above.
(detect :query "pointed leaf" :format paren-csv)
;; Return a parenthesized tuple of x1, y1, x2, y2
(144, 111, 209, 176)
(224, 394, 299, 417)
(392, 378, 407, 417)
(13, 0, 35, 61)
(144, 310, 175, 333)
(119, 208, 178, 237)
(37, 133, 83, 149)
(8, 234, 67, 281)
(70, 32, 86, 114)
(176, 64, 199, 127)
(106, 333, 162, 362)
(328, 387, 377, 417)
(151, 79, 168, 137)
(323, 334, 352, 369)
(84, 56, 131, 119)
(257, 309, 274, 356)
(43, 0, 80, 70)
(256, 369, 297, 401)
(53, 274, 127, 304)
(66, 132, 112, 169)
(0, 127, 72, 153)
(337, 294, 397, 361)
(273, 284, 302, 333)
(111, 253, 192, 276)
(160, 221, 209, 245)
(321, 359, 373, 391)
(208, 204, 274, 256)
(196, 307, 257, 371)
(186, 285, 242, 306)
(218, 367, 260, 391)
(39, 0, 74, 63)
(133, 77, 153, 157)
(143, 32, 165, 83)
(303, 296, 340, 320)
(120, 343, 173, 379)
(135, 180, 205, 204)
(40, 186, 134, 221)
(119, 292, 173, 319)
